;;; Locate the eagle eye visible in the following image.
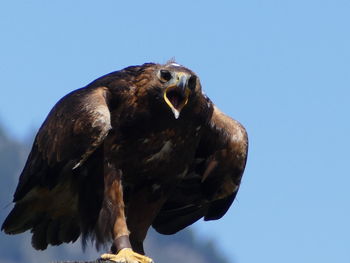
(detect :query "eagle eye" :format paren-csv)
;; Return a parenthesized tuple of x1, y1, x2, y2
(159, 70, 172, 82)
(188, 75, 197, 90)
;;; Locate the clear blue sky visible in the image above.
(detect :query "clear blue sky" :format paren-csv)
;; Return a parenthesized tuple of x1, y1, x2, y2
(1, 1, 349, 262)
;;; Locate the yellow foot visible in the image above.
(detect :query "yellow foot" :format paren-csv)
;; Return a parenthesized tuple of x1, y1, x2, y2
(101, 248, 154, 263)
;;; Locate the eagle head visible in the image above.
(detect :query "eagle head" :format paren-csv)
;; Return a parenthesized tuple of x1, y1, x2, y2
(156, 63, 199, 119)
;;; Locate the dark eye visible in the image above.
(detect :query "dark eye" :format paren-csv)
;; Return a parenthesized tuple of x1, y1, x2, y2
(159, 70, 172, 82)
(188, 75, 197, 90)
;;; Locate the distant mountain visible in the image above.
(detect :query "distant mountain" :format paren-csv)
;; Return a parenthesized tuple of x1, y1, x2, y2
(0, 124, 229, 263)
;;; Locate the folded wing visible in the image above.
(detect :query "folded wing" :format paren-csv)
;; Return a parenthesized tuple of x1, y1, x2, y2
(153, 105, 248, 234)
(2, 86, 112, 249)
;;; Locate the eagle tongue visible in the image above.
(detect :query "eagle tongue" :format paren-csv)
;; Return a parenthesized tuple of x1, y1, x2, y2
(171, 96, 179, 108)
(167, 90, 182, 109)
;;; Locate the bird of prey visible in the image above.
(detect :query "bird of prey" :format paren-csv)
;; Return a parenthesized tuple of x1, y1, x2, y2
(2, 62, 248, 263)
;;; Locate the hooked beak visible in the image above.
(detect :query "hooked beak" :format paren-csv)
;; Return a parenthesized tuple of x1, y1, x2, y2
(163, 72, 190, 119)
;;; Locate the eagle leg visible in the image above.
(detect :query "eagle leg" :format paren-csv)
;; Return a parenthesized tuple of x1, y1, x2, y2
(100, 248, 153, 263)
(100, 164, 154, 263)
(126, 187, 167, 255)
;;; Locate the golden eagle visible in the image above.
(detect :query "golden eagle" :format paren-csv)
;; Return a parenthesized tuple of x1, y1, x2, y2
(2, 62, 248, 263)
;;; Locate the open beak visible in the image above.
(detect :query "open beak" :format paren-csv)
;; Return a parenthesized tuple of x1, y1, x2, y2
(163, 72, 190, 119)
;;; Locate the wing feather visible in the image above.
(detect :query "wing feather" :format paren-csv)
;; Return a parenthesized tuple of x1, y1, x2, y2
(153, 105, 248, 234)
(2, 85, 113, 248)
(13, 86, 111, 202)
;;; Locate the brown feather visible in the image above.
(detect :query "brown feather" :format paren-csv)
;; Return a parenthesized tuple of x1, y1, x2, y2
(2, 62, 248, 256)
(153, 105, 248, 233)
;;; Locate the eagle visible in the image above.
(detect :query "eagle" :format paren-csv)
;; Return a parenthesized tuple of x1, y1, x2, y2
(2, 62, 248, 263)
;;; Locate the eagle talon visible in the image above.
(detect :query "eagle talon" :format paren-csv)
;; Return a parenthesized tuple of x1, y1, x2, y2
(101, 248, 154, 263)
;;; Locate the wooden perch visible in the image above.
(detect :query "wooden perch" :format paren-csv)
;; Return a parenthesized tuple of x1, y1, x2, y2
(55, 260, 115, 263)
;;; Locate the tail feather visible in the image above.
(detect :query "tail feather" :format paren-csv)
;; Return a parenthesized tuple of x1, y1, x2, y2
(31, 220, 49, 250)
(2, 203, 42, 235)
(2, 199, 81, 250)
(46, 219, 62, 246)
(58, 217, 80, 243)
